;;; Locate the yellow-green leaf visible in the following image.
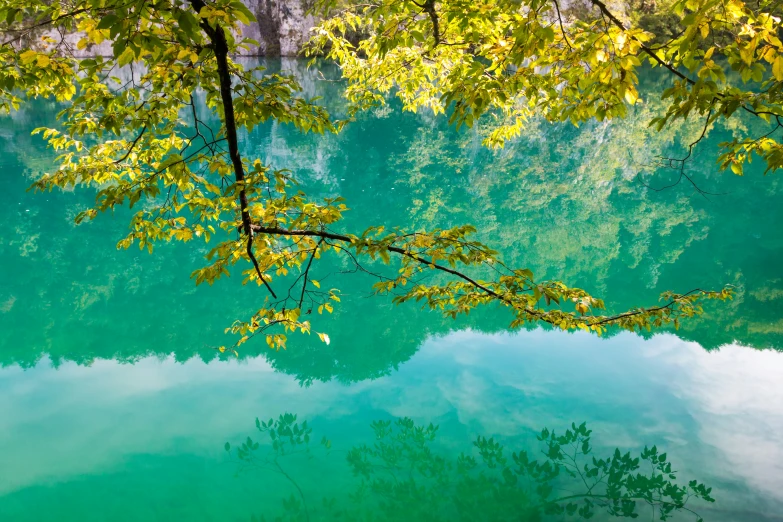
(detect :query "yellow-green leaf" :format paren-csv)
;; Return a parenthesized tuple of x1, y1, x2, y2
(773, 56, 783, 81)
(19, 50, 37, 64)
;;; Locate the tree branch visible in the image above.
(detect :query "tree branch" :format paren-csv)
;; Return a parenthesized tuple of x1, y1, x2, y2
(299, 238, 324, 309)
(189, 0, 277, 298)
(114, 124, 147, 164)
(249, 224, 716, 329)
(588, 0, 694, 85)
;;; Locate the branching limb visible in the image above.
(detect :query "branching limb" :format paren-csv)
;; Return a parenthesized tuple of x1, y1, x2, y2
(299, 238, 324, 310)
(189, 0, 277, 298)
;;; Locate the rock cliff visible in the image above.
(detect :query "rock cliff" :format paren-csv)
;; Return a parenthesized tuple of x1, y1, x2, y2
(18, 1, 319, 57)
(239, 0, 318, 56)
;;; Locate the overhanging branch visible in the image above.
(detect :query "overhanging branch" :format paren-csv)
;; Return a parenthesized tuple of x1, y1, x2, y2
(249, 224, 713, 329)
(189, 0, 277, 298)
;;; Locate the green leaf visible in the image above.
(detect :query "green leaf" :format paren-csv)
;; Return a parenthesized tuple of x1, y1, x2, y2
(5, 8, 18, 25)
(773, 56, 783, 82)
(117, 47, 134, 67)
(19, 50, 37, 65)
(96, 14, 119, 30)
(230, 1, 257, 25)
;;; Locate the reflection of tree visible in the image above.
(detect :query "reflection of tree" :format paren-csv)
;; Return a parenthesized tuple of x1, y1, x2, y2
(1, 63, 780, 375)
(367, 72, 783, 351)
(227, 414, 714, 522)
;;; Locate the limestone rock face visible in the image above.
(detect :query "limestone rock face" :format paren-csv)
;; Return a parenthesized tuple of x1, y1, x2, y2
(16, 0, 319, 57)
(238, 0, 319, 56)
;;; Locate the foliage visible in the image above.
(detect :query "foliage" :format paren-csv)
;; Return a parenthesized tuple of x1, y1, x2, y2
(0, 0, 737, 353)
(308, 0, 783, 174)
(228, 414, 715, 521)
(2, 76, 780, 375)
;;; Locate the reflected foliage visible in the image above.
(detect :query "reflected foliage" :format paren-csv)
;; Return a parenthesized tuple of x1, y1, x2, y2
(369, 74, 783, 351)
(0, 63, 781, 380)
(0, 0, 737, 359)
(228, 414, 714, 522)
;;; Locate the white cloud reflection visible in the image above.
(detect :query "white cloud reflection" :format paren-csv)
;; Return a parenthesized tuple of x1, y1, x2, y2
(1, 329, 782, 520)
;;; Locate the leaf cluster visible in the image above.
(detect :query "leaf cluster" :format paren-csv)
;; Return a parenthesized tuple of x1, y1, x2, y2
(307, 0, 783, 173)
(0, 0, 736, 353)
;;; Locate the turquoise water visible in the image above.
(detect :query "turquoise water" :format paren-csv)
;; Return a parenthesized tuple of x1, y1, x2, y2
(1, 61, 782, 521)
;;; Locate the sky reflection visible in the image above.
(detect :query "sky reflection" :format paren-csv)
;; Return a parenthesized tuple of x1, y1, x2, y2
(2, 329, 782, 520)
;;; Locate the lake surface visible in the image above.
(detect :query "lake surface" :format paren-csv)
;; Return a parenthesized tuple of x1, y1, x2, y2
(1, 60, 782, 521)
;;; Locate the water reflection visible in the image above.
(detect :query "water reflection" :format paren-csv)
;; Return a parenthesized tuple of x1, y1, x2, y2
(1, 62, 781, 379)
(1, 59, 783, 522)
(228, 413, 714, 522)
(1, 330, 782, 520)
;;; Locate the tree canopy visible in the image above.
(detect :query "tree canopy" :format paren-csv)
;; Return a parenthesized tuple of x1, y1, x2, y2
(310, 0, 783, 173)
(2, 0, 770, 352)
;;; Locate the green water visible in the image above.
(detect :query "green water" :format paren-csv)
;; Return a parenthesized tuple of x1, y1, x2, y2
(1, 60, 782, 521)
